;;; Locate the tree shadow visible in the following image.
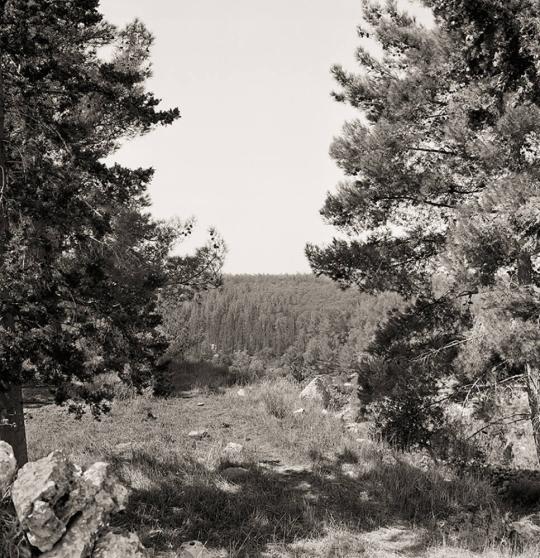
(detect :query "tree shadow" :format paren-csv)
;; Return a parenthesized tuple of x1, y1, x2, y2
(167, 360, 238, 397)
(110, 447, 504, 557)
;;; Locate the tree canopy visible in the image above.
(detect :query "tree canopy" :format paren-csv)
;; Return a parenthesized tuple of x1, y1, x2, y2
(307, 0, 540, 459)
(0, 0, 224, 462)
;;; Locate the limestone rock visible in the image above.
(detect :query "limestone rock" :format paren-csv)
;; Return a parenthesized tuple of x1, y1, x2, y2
(220, 467, 249, 483)
(237, 389, 246, 397)
(93, 532, 148, 558)
(299, 377, 330, 408)
(293, 408, 305, 415)
(179, 540, 213, 558)
(509, 513, 540, 548)
(220, 443, 247, 467)
(0, 441, 16, 493)
(11, 451, 86, 552)
(188, 430, 209, 440)
(42, 462, 128, 558)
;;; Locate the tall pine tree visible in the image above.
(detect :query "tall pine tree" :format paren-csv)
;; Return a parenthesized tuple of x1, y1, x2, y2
(0, 0, 224, 464)
(307, 0, 540, 459)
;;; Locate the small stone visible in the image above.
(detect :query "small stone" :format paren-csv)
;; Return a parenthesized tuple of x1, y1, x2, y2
(220, 443, 247, 467)
(179, 540, 213, 558)
(0, 441, 16, 494)
(237, 389, 246, 397)
(293, 408, 305, 415)
(188, 430, 209, 440)
(93, 532, 148, 558)
(341, 463, 359, 480)
(196, 402, 205, 407)
(510, 513, 540, 548)
(220, 467, 250, 483)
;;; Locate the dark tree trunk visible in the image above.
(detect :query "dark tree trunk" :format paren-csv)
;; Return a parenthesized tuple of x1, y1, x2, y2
(0, 7, 27, 466)
(0, 385, 28, 466)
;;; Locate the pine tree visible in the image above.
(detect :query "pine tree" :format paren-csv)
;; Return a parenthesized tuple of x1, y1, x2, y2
(307, 0, 540, 458)
(0, 0, 224, 464)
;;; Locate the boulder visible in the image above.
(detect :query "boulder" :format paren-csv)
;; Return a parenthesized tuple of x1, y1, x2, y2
(11, 451, 87, 551)
(41, 462, 128, 558)
(0, 441, 17, 494)
(509, 513, 540, 548)
(93, 532, 148, 558)
(11, 451, 128, 556)
(299, 377, 330, 408)
(220, 443, 247, 467)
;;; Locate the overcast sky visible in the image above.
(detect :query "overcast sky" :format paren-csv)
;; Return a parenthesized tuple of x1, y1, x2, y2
(99, 1, 430, 274)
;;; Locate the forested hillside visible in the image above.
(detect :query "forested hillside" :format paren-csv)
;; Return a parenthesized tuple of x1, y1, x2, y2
(163, 275, 402, 376)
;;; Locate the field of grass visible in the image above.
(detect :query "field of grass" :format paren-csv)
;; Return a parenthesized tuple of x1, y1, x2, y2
(19, 362, 540, 557)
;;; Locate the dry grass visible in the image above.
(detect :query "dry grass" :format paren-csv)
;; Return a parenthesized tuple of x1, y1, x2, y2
(21, 366, 540, 557)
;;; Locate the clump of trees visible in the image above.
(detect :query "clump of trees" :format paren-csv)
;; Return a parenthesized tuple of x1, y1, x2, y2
(307, 0, 540, 462)
(163, 274, 401, 379)
(0, 0, 224, 464)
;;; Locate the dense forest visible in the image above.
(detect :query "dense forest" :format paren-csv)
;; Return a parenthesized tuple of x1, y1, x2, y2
(163, 274, 402, 378)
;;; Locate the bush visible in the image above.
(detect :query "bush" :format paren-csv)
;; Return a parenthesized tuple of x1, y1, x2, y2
(258, 379, 295, 419)
(0, 497, 28, 558)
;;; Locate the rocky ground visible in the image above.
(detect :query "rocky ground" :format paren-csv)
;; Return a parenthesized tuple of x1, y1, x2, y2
(19, 365, 540, 557)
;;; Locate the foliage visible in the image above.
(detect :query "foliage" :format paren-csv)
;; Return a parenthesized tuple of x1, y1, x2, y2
(162, 274, 402, 378)
(0, 0, 224, 413)
(307, 0, 540, 453)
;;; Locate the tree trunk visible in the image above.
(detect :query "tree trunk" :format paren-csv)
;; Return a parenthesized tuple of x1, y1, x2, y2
(0, 385, 28, 466)
(525, 364, 540, 465)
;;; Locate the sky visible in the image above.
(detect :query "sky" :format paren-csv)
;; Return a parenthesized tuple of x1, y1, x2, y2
(99, 1, 430, 274)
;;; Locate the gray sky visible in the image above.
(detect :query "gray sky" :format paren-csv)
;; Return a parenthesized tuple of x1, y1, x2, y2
(99, 1, 429, 274)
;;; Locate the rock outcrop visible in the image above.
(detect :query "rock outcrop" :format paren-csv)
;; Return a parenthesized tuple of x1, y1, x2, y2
(4, 444, 147, 558)
(299, 377, 330, 408)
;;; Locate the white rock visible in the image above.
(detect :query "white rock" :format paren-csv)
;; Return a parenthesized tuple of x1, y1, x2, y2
(12, 451, 86, 552)
(188, 430, 209, 440)
(220, 443, 247, 467)
(179, 540, 213, 558)
(93, 532, 148, 558)
(293, 408, 305, 415)
(299, 377, 330, 408)
(0, 441, 16, 494)
(237, 389, 246, 397)
(196, 402, 205, 407)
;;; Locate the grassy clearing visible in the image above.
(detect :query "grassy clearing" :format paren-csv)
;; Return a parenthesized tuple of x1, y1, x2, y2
(21, 364, 540, 557)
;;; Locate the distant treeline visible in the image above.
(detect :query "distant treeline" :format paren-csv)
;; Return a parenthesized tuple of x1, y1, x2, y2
(162, 274, 402, 377)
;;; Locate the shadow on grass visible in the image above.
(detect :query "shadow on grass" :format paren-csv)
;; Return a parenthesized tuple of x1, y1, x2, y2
(110, 447, 502, 557)
(168, 360, 238, 397)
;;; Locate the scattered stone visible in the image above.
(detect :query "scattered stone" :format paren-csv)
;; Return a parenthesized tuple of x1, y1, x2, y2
(196, 402, 205, 407)
(179, 540, 213, 558)
(220, 443, 247, 467)
(293, 408, 305, 415)
(509, 513, 540, 548)
(220, 467, 250, 483)
(341, 463, 360, 480)
(300, 377, 330, 408)
(188, 430, 209, 440)
(321, 409, 329, 416)
(93, 532, 148, 558)
(221, 422, 231, 428)
(237, 389, 247, 397)
(0, 441, 17, 494)
(146, 411, 157, 420)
